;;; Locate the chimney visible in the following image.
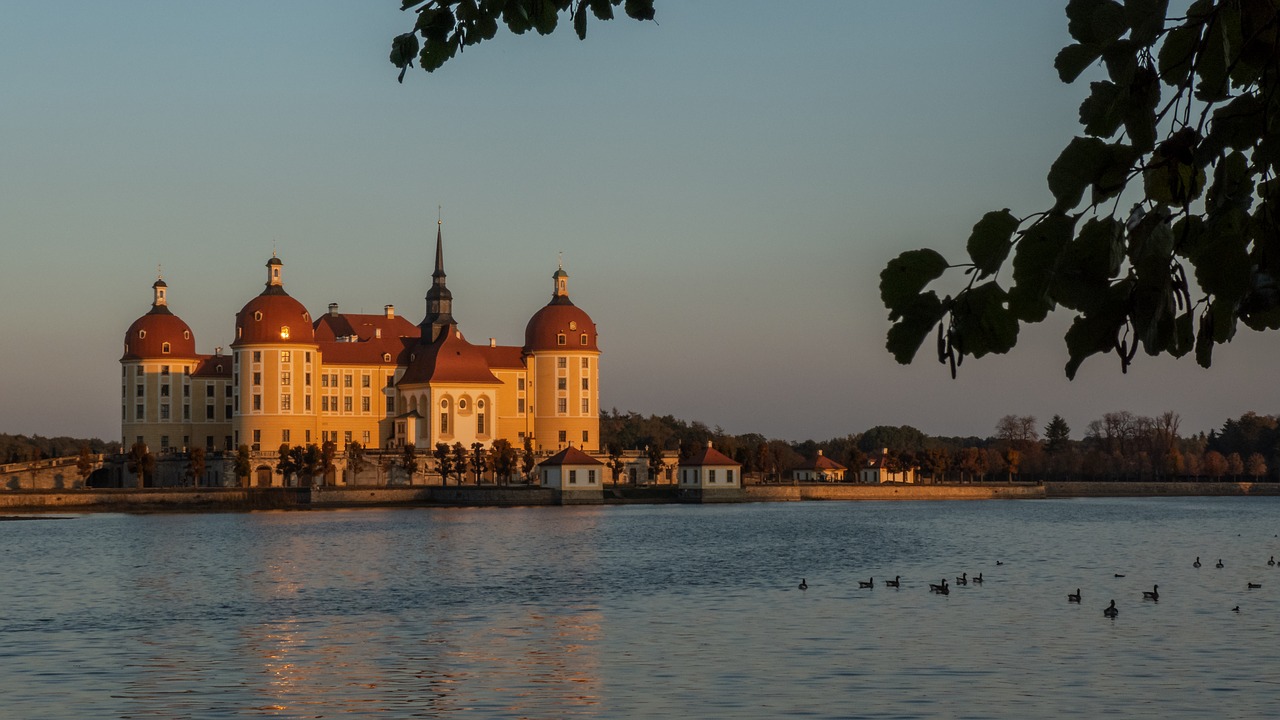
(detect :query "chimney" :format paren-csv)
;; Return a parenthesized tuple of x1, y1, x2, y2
(707, 440, 713, 448)
(489, 338, 496, 347)
(328, 302, 339, 317)
(215, 346, 222, 356)
(375, 328, 382, 339)
(384, 304, 394, 319)
(818, 449, 824, 456)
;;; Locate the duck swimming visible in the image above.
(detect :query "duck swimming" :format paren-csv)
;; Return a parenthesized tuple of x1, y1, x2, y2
(1103, 600, 1118, 618)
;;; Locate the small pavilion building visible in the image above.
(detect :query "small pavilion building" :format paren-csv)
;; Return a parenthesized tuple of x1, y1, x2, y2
(538, 445, 604, 504)
(791, 450, 848, 482)
(678, 441, 743, 502)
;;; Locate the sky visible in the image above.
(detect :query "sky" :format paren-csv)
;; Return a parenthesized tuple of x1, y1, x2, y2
(2, 1, 1275, 444)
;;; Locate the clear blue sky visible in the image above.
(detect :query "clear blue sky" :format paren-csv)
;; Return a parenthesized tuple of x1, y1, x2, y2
(2, 1, 1273, 443)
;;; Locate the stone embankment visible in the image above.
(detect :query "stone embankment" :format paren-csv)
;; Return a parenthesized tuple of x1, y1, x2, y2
(1042, 481, 1280, 497)
(744, 484, 1045, 501)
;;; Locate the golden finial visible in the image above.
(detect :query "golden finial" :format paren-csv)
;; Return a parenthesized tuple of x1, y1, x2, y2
(438, 205, 442, 226)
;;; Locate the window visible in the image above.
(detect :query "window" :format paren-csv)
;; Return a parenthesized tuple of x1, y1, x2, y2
(385, 396, 394, 413)
(225, 385, 232, 397)
(518, 399, 525, 414)
(344, 431, 352, 444)
(305, 395, 312, 411)
(477, 412, 486, 435)
(321, 374, 329, 388)
(252, 429, 261, 451)
(344, 374, 353, 388)
(161, 365, 170, 376)
(305, 372, 311, 386)
(557, 398, 567, 414)
(138, 330, 146, 339)
(136, 404, 144, 420)
(282, 429, 291, 443)
(344, 397, 353, 412)
(557, 378, 567, 390)
(281, 394, 291, 411)
(305, 430, 311, 443)
(588, 470, 595, 483)
(161, 435, 169, 450)
(518, 378, 525, 391)
(558, 430, 567, 443)
(206, 385, 214, 398)
(206, 406, 214, 420)
(583, 430, 589, 443)
(557, 357, 567, 369)
(254, 311, 263, 322)
(362, 375, 370, 388)
(161, 384, 170, 397)
(253, 394, 261, 411)
(225, 404, 232, 420)
(183, 405, 190, 420)
(281, 372, 291, 385)
(363, 431, 370, 444)
(322, 397, 330, 411)
(136, 384, 143, 397)
(305, 352, 311, 363)
(581, 357, 589, 369)
(727, 469, 734, 483)
(582, 378, 589, 390)
(253, 351, 261, 363)
(160, 404, 170, 420)
(440, 413, 449, 434)
(582, 398, 590, 414)
(183, 385, 190, 398)
(281, 351, 291, 363)
(557, 334, 566, 346)
(569, 470, 577, 484)
(458, 398, 467, 410)
(710, 469, 717, 483)
(361, 397, 370, 412)
(162, 342, 171, 354)
(253, 372, 261, 386)
(580, 334, 588, 346)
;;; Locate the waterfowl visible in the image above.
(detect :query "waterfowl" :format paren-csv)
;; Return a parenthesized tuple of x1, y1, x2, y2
(1103, 600, 1118, 618)
(996, 560, 1004, 566)
(884, 576, 901, 588)
(939, 580, 950, 595)
(972, 573, 983, 584)
(1114, 574, 1126, 578)
(859, 577, 874, 589)
(1193, 557, 1201, 568)
(1142, 585, 1159, 601)
(1248, 582, 1261, 589)
(798, 578, 808, 591)
(1232, 606, 1241, 612)
(1216, 559, 1224, 568)
(929, 579, 949, 594)
(955, 572, 968, 586)
(1068, 589, 1081, 603)
(1269, 556, 1275, 566)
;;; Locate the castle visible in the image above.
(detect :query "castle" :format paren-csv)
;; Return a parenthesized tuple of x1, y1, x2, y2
(120, 223, 600, 464)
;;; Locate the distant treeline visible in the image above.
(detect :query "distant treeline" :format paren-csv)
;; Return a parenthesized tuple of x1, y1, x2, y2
(0, 434, 120, 464)
(600, 409, 1280, 482)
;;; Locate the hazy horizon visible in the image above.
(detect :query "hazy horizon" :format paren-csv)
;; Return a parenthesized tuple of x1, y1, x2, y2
(3, 1, 1275, 444)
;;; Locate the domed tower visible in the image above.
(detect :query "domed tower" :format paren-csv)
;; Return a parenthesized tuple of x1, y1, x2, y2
(121, 275, 199, 455)
(523, 261, 600, 453)
(230, 255, 319, 455)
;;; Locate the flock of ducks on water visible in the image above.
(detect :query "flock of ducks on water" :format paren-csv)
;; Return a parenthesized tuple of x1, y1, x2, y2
(796, 554, 1278, 617)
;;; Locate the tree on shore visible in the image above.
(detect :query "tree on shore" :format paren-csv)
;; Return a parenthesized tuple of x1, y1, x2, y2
(469, 442, 488, 483)
(521, 437, 537, 483)
(235, 445, 252, 487)
(433, 442, 453, 485)
(1203, 450, 1228, 482)
(451, 442, 469, 484)
(1247, 452, 1267, 482)
(186, 447, 206, 487)
(490, 438, 518, 484)
(126, 442, 155, 488)
(75, 446, 94, 486)
(400, 443, 419, 484)
(347, 441, 368, 484)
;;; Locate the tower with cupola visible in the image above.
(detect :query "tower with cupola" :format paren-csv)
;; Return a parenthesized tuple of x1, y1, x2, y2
(523, 261, 600, 453)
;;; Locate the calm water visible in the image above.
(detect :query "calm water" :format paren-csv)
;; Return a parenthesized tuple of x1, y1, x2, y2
(3, 498, 1280, 719)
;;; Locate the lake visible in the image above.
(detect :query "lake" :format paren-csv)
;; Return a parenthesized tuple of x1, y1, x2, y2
(2, 498, 1279, 718)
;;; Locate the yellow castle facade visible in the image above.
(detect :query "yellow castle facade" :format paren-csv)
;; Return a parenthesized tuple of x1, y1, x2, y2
(120, 224, 600, 459)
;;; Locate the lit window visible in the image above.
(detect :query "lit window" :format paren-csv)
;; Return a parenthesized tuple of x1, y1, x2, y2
(279, 326, 290, 340)
(281, 394, 291, 411)
(281, 372, 291, 385)
(281, 351, 291, 362)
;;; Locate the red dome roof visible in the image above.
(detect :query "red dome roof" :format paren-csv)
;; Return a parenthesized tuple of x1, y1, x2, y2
(524, 299, 598, 353)
(122, 307, 197, 360)
(233, 289, 315, 346)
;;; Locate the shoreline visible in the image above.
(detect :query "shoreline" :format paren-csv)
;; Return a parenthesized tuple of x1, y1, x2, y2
(0, 481, 1277, 513)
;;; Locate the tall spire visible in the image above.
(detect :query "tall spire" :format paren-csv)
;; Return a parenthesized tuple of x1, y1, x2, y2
(422, 213, 455, 342)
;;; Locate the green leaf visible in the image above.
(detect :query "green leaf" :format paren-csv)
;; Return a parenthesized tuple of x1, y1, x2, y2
(1170, 310, 1194, 357)
(589, 0, 615, 21)
(1092, 142, 1139, 204)
(574, 4, 587, 39)
(1066, 0, 1128, 47)
(1008, 213, 1074, 322)
(1053, 217, 1124, 312)
(1063, 282, 1129, 378)
(1123, 66, 1160, 152)
(952, 282, 1019, 359)
(1158, 24, 1200, 88)
(1048, 136, 1110, 211)
(624, 0, 655, 21)
(1055, 43, 1102, 83)
(886, 292, 945, 364)
(1124, 0, 1169, 46)
(966, 210, 1019, 279)
(1079, 81, 1126, 138)
(881, 249, 949, 317)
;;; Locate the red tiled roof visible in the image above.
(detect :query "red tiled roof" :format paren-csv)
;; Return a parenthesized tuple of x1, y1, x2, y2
(524, 300, 598, 353)
(314, 312, 419, 343)
(122, 307, 197, 360)
(540, 445, 603, 466)
(191, 354, 233, 378)
(477, 344, 526, 369)
(232, 290, 315, 346)
(683, 444, 741, 467)
(796, 453, 847, 471)
(398, 328, 500, 386)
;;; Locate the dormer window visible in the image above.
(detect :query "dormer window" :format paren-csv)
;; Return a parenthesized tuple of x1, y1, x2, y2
(183, 330, 190, 340)
(162, 342, 171, 354)
(280, 326, 290, 340)
(580, 333, 588, 345)
(254, 311, 263, 322)
(383, 353, 391, 362)
(557, 334, 566, 346)
(138, 330, 147, 339)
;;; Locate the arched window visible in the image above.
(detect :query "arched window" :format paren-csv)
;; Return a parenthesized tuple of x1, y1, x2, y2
(138, 330, 147, 339)
(556, 334, 566, 345)
(254, 311, 263, 322)
(383, 352, 391, 362)
(183, 330, 191, 340)
(580, 333, 588, 345)
(162, 342, 171, 354)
